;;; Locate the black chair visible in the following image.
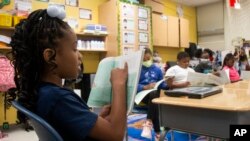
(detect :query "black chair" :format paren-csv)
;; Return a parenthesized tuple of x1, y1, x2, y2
(12, 101, 63, 141)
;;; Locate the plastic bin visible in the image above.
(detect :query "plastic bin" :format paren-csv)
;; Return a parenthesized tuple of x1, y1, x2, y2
(0, 14, 12, 27)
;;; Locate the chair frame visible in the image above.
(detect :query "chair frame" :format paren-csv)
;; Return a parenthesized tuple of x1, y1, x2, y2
(12, 101, 63, 141)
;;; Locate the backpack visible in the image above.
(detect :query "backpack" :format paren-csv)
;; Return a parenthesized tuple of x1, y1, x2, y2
(0, 55, 15, 92)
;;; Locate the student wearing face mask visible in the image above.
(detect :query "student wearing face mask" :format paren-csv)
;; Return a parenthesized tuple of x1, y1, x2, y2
(137, 48, 168, 140)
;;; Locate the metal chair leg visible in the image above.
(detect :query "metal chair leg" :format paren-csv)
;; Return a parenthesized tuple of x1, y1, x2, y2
(159, 127, 170, 141)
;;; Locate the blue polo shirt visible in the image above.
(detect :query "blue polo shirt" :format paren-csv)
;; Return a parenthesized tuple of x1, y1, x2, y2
(137, 64, 168, 92)
(36, 82, 98, 141)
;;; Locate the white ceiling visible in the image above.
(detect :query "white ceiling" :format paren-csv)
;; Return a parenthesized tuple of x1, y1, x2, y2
(171, 0, 222, 7)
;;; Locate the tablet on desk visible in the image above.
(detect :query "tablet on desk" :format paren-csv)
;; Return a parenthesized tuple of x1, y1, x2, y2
(164, 86, 223, 99)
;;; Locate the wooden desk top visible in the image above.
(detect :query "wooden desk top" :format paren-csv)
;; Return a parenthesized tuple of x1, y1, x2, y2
(153, 80, 250, 111)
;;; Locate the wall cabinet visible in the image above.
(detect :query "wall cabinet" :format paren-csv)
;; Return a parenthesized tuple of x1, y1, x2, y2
(152, 13, 179, 47)
(167, 16, 179, 47)
(152, 14, 167, 46)
(152, 14, 189, 48)
(180, 18, 190, 48)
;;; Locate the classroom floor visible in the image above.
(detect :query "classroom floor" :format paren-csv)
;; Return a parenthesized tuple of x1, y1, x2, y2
(0, 125, 38, 141)
(0, 114, 211, 141)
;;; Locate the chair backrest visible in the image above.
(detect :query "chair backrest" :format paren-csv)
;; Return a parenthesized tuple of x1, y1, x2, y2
(12, 101, 63, 141)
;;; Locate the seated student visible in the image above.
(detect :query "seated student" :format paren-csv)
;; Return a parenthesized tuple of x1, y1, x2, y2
(153, 50, 165, 74)
(63, 51, 83, 90)
(165, 52, 195, 89)
(194, 49, 212, 73)
(7, 8, 128, 141)
(137, 48, 168, 139)
(222, 53, 241, 82)
(239, 47, 250, 71)
(203, 48, 214, 62)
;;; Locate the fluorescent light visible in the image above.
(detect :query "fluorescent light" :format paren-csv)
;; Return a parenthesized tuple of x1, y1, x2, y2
(234, 1, 241, 9)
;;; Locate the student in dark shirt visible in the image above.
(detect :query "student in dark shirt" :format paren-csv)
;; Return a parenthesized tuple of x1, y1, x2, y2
(7, 8, 128, 141)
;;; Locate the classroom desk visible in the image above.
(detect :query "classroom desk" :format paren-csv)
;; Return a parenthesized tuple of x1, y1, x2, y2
(153, 80, 250, 140)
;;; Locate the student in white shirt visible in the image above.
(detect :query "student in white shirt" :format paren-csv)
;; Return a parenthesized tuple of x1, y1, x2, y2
(165, 52, 195, 89)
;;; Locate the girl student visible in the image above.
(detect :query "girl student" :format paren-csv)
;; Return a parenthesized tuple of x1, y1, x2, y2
(222, 53, 241, 82)
(7, 7, 128, 141)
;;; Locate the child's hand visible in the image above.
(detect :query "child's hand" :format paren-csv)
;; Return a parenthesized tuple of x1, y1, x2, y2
(110, 62, 128, 86)
(212, 71, 220, 77)
(166, 76, 175, 88)
(99, 105, 111, 121)
(183, 81, 190, 87)
(144, 83, 156, 90)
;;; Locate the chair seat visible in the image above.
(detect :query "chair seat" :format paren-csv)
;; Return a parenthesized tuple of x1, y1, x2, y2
(132, 103, 148, 114)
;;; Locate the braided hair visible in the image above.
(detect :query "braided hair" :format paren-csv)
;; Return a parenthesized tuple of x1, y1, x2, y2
(7, 9, 71, 111)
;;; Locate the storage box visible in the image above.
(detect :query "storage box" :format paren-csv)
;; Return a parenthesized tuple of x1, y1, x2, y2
(13, 16, 26, 26)
(144, 0, 164, 14)
(83, 24, 108, 34)
(0, 14, 12, 27)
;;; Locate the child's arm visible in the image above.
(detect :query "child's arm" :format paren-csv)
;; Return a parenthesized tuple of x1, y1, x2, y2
(88, 63, 128, 141)
(171, 81, 190, 88)
(166, 76, 190, 89)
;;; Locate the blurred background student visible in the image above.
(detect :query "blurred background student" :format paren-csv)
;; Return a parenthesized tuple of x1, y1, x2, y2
(137, 48, 168, 140)
(222, 53, 241, 82)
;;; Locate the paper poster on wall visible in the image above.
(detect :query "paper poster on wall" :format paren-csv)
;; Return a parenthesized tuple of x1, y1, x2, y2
(138, 7, 148, 19)
(67, 18, 78, 29)
(121, 3, 135, 18)
(65, 0, 78, 7)
(139, 45, 149, 50)
(79, 8, 92, 20)
(123, 46, 134, 55)
(139, 32, 148, 43)
(15, 0, 32, 16)
(122, 18, 134, 30)
(138, 19, 148, 31)
(123, 31, 135, 45)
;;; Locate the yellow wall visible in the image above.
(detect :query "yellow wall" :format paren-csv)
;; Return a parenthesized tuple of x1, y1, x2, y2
(0, 92, 17, 125)
(154, 0, 197, 62)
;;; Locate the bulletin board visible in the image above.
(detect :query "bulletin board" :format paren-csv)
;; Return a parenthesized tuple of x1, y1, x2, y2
(119, 1, 152, 55)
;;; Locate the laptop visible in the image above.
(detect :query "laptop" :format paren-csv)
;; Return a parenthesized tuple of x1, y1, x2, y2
(164, 86, 223, 99)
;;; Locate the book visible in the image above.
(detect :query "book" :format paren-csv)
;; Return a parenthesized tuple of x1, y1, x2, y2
(241, 70, 250, 80)
(187, 70, 230, 87)
(164, 86, 223, 99)
(134, 79, 165, 105)
(87, 50, 144, 114)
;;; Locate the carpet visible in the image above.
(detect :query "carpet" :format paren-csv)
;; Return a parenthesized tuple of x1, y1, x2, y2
(127, 114, 207, 141)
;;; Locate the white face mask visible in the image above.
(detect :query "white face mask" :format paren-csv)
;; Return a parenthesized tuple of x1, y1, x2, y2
(200, 59, 209, 62)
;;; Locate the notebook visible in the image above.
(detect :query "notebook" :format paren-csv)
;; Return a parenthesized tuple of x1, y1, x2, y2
(164, 86, 223, 99)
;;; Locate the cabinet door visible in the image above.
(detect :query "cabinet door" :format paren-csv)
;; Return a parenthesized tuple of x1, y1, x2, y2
(167, 16, 179, 47)
(180, 18, 190, 48)
(152, 13, 167, 46)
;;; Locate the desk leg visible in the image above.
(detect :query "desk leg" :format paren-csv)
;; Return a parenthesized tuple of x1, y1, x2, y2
(159, 127, 170, 141)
